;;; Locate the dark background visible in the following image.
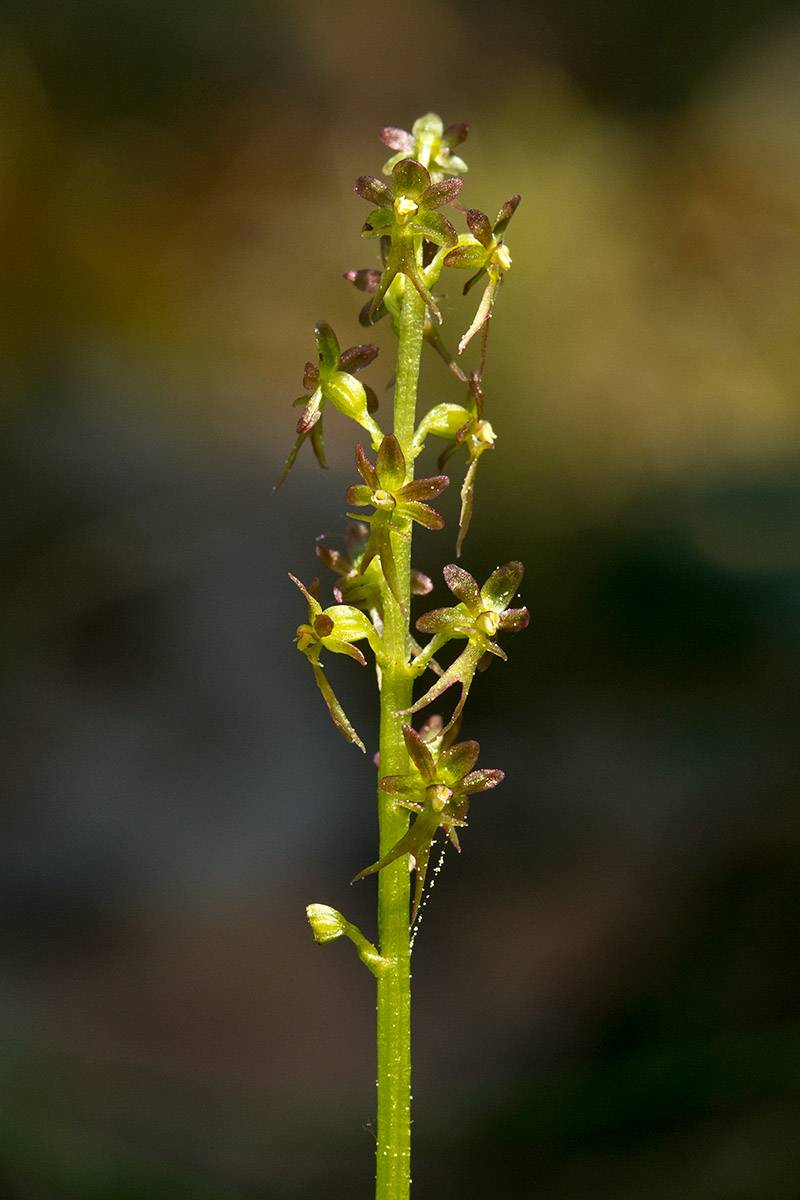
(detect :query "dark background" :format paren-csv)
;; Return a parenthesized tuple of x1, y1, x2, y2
(2, 1, 800, 1196)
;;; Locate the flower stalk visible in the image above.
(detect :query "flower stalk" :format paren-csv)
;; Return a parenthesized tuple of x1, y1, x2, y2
(282, 114, 525, 1199)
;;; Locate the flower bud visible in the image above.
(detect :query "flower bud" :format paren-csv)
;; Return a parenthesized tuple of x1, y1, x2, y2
(306, 903, 346, 944)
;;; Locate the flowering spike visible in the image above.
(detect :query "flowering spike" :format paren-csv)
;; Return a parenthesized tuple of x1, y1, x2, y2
(291, 117, 524, 1192)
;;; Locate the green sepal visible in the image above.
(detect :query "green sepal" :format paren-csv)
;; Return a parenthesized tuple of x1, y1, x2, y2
(411, 404, 472, 459)
(362, 208, 395, 237)
(443, 238, 488, 272)
(480, 560, 524, 610)
(411, 210, 457, 247)
(314, 319, 341, 370)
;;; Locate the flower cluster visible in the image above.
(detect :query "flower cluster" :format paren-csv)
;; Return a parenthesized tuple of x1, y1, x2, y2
(380, 113, 469, 181)
(275, 321, 383, 489)
(353, 720, 503, 922)
(345, 434, 448, 610)
(354, 159, 462, 322)
(404, 561, 529, 732)
(290, 573, 382, 752)
(444, 196, 520, 353)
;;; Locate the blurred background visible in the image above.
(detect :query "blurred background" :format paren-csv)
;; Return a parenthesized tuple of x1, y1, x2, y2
(2, 0, 800, 1196)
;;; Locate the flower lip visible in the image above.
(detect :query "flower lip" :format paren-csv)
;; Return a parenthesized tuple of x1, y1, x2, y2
(393, 195, 419, 223)
(491, 244, 512, 271)
(475, 610, 499, 637)
(427, 783, 453, 812)
(372, 488, 396, 510)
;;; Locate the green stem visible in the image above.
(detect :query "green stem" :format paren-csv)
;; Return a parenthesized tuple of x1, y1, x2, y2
(375, 279, 425, 1200)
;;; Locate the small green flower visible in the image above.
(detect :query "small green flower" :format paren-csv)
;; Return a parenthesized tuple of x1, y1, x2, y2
(409, 371, 496, 557)
(275, 321, 383, 489)
(355, 159, 462, 322)
(444, 196, 520, 353)
(380, 113, 469, 181)
(290, 573, 382, 752)
(353, 722, 503, 923)
(403, 561, 529, 730)
(345, 435, 449, 611)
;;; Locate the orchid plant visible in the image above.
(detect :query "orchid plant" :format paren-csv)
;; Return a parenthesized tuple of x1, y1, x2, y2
(279, 113, 526, 1200)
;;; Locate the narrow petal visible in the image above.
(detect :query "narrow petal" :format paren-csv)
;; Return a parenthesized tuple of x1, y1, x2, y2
(443, 563, 481, 611)
(498, 607, 530, 632)
(442, 122, 468, 148)
(368, 262, 401, 318)
(273, 431, 304, 491)
(309, 421, 327, 470)
(443, 243, 488, 271)
(466, 209, 493, 248)
(410, 210, 457, 247)
(415, 606, 471, 636)
(289, 572, 321, 619)
(376, 525, 404, 612)
(402, 724, 436, 783)
(344, 484, 374, 507)
(352, 806, 441, 924)
(355, 442, 380, 490)
(401, 500, 444, 530)
(340, 343, 379, 372)
(398, 475, 449, 502)
(296, 388, 323, 435)
(462, 266, 488, 297)
(343, 267, 382, 294)
(410, 569, 433, 596)
(323, 637, 367, 665)
(459, 768, 504, 794)
(381, 126, 415, 153)
(397, 643, 483, 730)
(493, 194, 521, 237)
(404, 264, 442, 322)
(362, 208, 395, 237)
(480, 561, 524, 611)
(376, 434, 406, 491)
(355, 175, 392, 206)
(421, 178, 463, 209)
(379, 775, 425, 804)
(437, 739, 480, 783)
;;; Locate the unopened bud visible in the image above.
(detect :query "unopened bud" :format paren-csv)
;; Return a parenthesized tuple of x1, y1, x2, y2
(306, 903, 346, 944)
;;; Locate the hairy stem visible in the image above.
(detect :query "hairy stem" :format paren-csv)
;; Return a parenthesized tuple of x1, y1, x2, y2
(375, 279, 425, 1200)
